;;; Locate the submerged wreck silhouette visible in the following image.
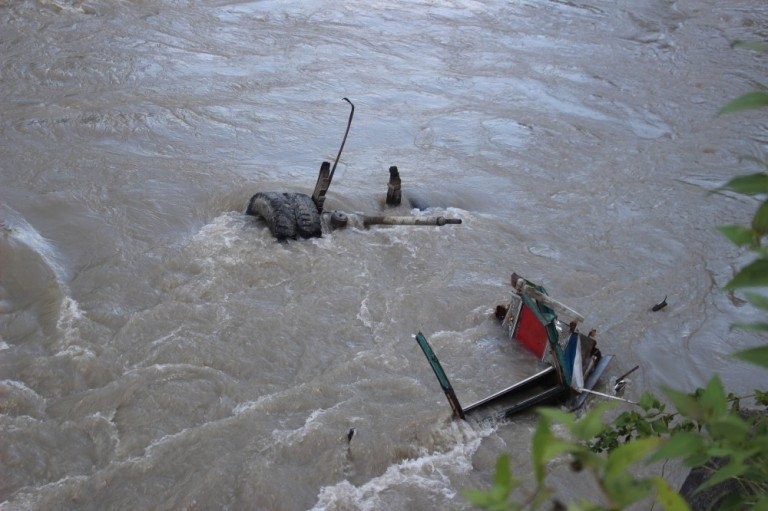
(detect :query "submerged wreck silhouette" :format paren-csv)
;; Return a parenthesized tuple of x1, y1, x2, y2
(245, 98, 461, 240)
(415, 272, 614, 420)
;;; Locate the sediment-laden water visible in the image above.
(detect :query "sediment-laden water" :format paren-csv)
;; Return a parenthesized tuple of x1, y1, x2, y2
(1, 0, 766, 509)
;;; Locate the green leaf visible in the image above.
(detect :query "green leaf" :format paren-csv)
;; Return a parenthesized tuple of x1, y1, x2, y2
(730, 321, 768, 332)
(726, 259, 768, 289)
(531, 416, 554, 484)
(638, 392, 662, 413)
(492, 453, 512, 502)
(733, 345, 768, 368)
(744, 292, 768, 310)
(699, 376, 727, 420)
(574, 449, 608, 474)
(636, 419, 654, 437)
(572, 403, 615, 441)
(716, 225, 757, 246)
(603, 472, 653, 508)
(754, 202, 768, 235)
(719, 91, 768, 115)
(665, 388, 702, 420)
(751, 494, 768, 510)
(529, 487, 557, 510)
(650, 417, 670, 434)
(532, 408, 586, 477)
(696, 458, 748, 493)
(461, 488, 494, 508)
(462, 454, 520, 511)
(704, 446, 740, 458)
(650, 432, 704, 462)
(684, 451, 711, 467)
(651, 477, 691, 511)
(708, 413, 751, 443)
(732, 40, 768, 53)
(606, 437, 661, 473)
(718, 173, 768, 195)
(536, 406, 576, 428)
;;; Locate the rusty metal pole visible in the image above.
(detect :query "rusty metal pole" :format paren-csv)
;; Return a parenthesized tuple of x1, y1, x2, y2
(329, 98, 354, 183)
(362, 216, 462, 227)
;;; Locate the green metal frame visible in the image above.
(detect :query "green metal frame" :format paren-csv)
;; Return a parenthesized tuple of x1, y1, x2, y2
(414, 332, 465, 420)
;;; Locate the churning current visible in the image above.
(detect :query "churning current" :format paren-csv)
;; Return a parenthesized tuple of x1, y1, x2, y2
(1, 0, 766, 509)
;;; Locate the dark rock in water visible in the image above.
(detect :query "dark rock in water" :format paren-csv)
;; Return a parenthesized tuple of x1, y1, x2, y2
(680, 457, 740, 510)
(679, 410, 764, 510)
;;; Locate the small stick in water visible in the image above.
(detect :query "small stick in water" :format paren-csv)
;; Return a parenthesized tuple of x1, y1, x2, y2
(614, 364, 640, 393)
(616, 365, 640, 383)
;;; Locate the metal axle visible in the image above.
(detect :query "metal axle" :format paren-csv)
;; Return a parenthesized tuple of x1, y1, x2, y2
(323, 211, 461, 230)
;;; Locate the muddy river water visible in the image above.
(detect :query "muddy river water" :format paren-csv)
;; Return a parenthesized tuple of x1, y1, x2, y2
(1, 0, 767, 509)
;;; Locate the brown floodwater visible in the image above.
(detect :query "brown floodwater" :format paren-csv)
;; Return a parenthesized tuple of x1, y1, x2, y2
(1, 0, 766, 509)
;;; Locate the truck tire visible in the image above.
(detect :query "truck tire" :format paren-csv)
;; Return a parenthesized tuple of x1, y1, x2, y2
(287, 192, 322, 238)
(245, 192, 297, 240)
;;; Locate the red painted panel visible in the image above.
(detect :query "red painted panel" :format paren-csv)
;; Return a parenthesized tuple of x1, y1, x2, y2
(513, 304, 548, 358)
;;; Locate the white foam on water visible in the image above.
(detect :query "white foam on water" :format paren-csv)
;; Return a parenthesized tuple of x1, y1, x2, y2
(0, 379, 46, 421)
(37, 0, 91, 14)
(179, 212, 253, 272)
(0, 475, 89, 510)
(311, 420, 496, 511)
(1, 207, 89, 351)
(356, 296, 373, 329)
(233, 392, 284, 416)
(271, 404, 342, 446)
(190, 212, 244, 246)
(143, 425, 198, 457)
(149, 327, 183, 347)
(1, 206, 70, 285)
(83, 410, 121, 454)
(54, 296, 86, 352)
(53, 344, 95, 360)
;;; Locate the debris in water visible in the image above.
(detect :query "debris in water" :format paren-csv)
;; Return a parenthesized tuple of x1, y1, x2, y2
(244, 99, 462, 240)
(614, 365, 640, 394)
(651, 295, 667, 311)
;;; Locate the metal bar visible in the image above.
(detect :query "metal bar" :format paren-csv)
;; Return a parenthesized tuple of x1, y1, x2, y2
(329, 98, 354, 184)
(502, 385, 567, 418)
(362, 216, 462, 227)
(462, 365, 558, 414)
(414, 332, 465, 420)
(615, 364, 640, 383)
(575, 387, 637, 405)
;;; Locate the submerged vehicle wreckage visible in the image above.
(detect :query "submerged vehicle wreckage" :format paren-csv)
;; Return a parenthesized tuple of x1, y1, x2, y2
(245, 98, 461, 240)
(415, 272, 614, 420)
